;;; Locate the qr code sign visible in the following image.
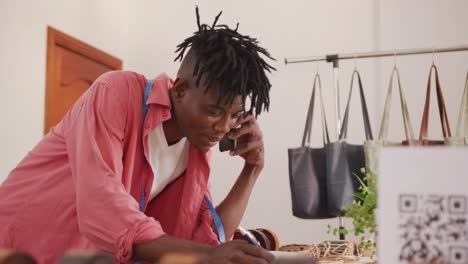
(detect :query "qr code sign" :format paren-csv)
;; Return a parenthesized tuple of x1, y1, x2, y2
(399, 194, 468, 263)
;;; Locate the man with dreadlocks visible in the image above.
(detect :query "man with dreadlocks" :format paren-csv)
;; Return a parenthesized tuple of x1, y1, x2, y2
(0, 7, 277, 264)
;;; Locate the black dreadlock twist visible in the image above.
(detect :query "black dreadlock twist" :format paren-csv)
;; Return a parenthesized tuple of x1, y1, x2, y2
(174, 6, 276, 116)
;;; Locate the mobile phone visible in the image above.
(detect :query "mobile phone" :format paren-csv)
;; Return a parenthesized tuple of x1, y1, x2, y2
(219, 133, 236, 152)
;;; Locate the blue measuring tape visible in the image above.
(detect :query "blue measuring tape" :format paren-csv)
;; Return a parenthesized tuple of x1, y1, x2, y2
(204, 196, 226, 243)
(139, 79, 153, 213)
(139, 79, 225, 244)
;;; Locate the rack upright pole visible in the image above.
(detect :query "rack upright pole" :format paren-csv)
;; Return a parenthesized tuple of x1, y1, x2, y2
(328, 55, 346, 240)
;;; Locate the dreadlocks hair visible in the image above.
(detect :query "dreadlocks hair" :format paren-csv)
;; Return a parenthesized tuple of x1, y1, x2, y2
(174, 6, 276, 117)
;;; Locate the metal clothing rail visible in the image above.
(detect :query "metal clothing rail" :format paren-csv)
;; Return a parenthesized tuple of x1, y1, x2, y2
(285, 44, 468, 145)
(284, 44, 468, 64)
(284, 44, 468, 240)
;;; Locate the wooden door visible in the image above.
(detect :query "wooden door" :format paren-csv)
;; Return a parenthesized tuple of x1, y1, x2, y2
(44, 26, 122, 134)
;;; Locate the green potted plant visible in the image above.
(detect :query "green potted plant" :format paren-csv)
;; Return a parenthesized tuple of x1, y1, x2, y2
(328, 168, 377, 256)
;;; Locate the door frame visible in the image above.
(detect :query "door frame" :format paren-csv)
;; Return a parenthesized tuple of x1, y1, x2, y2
(44, 26, 123, 134)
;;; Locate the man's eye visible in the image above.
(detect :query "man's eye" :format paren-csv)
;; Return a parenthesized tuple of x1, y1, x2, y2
(233, 113, 243, 119)
(208, 110, 222, 116)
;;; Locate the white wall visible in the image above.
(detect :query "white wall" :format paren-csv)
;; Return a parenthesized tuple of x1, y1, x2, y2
(375, 0, 468, 143)
(0, 0, 130, 179)
(1, 0, 467, 246)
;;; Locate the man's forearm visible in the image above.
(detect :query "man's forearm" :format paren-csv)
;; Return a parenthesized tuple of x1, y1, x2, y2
(215, 163, 263, 240)
(132, 235, 211, 262)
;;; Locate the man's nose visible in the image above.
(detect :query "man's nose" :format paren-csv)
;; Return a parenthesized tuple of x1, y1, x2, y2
(214, 115, 233, 135)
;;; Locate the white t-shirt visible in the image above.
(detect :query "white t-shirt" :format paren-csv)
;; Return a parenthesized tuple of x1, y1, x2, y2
(148, 123, 189, 200)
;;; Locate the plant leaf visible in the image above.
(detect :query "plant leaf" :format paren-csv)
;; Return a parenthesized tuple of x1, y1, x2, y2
(355, 192, 366, 200)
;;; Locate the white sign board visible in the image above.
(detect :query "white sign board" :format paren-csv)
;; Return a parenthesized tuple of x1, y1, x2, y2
(378, 147, 468, 264)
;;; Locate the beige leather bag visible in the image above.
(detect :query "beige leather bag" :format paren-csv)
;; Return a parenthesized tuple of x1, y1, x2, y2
(446, 71, 468, 146)
(364, 66, 416, 177)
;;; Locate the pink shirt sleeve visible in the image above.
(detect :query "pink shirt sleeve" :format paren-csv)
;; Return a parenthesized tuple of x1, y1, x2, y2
(64, 79, 165, 262)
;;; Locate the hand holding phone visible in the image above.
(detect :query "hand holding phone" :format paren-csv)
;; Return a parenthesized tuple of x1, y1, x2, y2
(219, 132, 236, 152)
(219, 114, 264, 167)
(219, 114, 244, 152)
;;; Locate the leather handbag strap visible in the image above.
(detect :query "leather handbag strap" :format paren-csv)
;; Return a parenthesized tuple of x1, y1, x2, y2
(454, 71, 468, 138)
(339, 70, 373, 141)
(378, 66, 415, 142)
(302, 73, 330, 146)
(419, 65, 452, 140)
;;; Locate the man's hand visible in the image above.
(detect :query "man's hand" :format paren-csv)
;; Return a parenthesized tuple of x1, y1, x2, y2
(203, 240, 275, 264)
(228, 115, 264, 167)
(133, 236, 274, 264)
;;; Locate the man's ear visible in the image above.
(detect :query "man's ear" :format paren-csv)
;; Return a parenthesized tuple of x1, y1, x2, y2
(172, 78, 190, 99)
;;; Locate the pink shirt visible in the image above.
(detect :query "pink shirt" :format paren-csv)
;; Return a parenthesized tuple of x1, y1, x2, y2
(0, 71, 219, 263)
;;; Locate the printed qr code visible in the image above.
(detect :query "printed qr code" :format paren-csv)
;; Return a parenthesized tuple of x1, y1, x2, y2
(399, 194, 468, 263)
